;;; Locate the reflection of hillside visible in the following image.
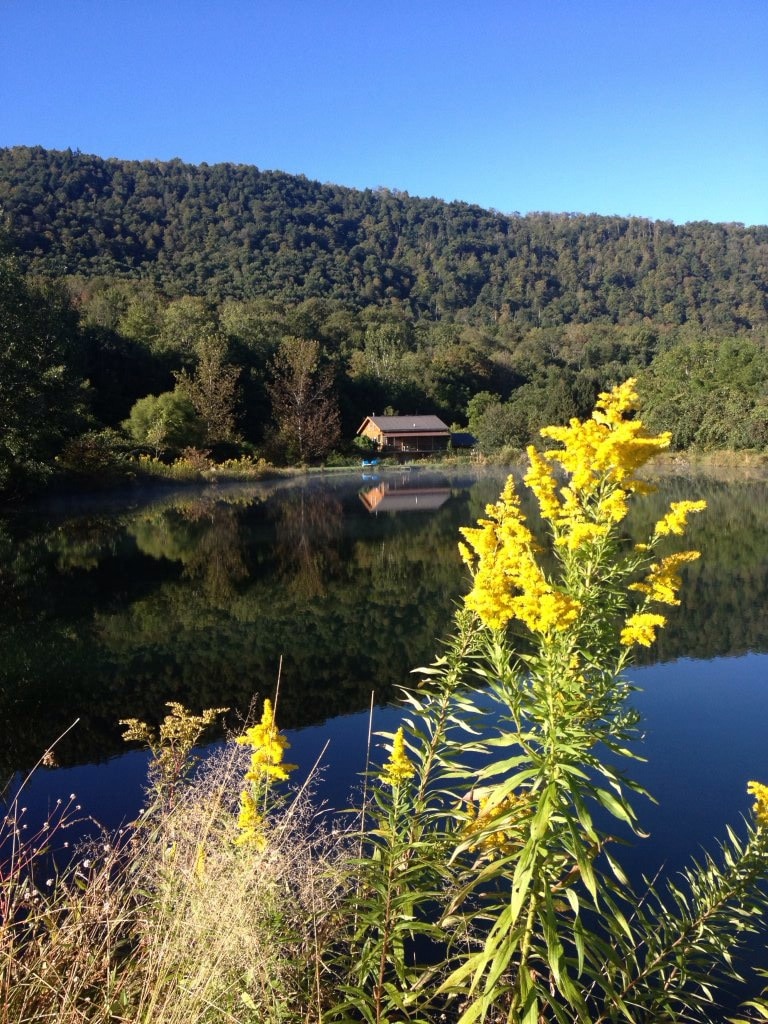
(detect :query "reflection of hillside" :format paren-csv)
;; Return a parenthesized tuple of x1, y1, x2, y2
(0, 479, 471, 775)
(130, 499, 250, 605)
(2, 473, 768, 776)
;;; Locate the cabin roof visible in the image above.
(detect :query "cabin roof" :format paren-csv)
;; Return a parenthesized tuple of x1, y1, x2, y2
(357, 415, 450, 435)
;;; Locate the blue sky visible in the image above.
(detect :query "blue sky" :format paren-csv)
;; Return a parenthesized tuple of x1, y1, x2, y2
(2, 0, 766, 225)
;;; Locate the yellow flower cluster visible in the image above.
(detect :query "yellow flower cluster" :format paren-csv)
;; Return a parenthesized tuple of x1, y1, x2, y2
(620, 612, 667, 648)
(463, 792, 529, 856)
(459, 477, 580, 632)
(236, 698, 296, 783)
(235, 788, 266, 849)
(522, 378, 672, 557)
(524, 446, 561, 520)
(630, 550, 701, 606)
(747, 780, 768, 827)
(541, 379, 671, 497)
(381, 727, 416, 788)
(554, 520, 610, 551)
(234, 700, 296, 849)
(460, 380, 704, 646)
(653, 500, 707, 538)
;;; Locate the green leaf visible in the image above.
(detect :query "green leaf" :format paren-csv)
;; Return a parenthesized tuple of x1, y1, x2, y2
(595, 786, 635, 826)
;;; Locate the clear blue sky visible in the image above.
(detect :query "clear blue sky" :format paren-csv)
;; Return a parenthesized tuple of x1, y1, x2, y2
(2, 0, 766, 225)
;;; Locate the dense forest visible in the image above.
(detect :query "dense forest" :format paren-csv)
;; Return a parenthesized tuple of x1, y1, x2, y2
(1, 145, 768, 496)
(3, 146, 768, 326)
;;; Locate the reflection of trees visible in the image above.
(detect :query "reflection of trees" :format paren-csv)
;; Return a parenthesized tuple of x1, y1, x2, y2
(3, 473, 768, 777)
(129, 496, 251, 604)
(627, 477, 768, 663)
(272, 486, 344, 599)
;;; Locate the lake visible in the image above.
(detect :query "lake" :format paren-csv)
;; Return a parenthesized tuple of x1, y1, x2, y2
(2, 466, 768, 891)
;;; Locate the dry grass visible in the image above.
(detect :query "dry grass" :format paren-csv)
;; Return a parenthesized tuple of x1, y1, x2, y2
(0, 744, 351, 1024)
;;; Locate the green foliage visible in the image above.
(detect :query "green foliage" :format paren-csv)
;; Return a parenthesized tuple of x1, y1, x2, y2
(268, 336, 341, 463)
(1, 147, 768, 478)
(638, 338, 768, 450)
(55, 427, 132, 484)
(122, 389, 206, 451)
(0, 256, 87, 491)
(2, 146, 768, 331)
(173, 331, 242, 444)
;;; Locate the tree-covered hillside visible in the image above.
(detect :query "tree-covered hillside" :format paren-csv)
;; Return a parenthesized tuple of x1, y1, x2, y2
(2, 145, 768, 497)
(2, 146, 767, 330)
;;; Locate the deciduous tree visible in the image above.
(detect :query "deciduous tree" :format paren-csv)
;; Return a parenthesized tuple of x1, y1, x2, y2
(174, 332, 241, 444)
(268, 336, 340, 463)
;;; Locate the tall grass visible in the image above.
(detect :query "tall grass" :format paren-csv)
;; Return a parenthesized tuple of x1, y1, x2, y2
(0, 736, 348, 1024)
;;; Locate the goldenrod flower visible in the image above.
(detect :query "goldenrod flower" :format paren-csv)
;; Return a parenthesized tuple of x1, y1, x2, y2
(542, 379, 671, 498)
(235, 788, 266, 849)
(381, 727, 416, 788)
(463, 792, 529, 857)
(747, 780, 768, 827)
(620, 612, 667, 647)
(630, 550, 701, 606)
(524, 446, 561, 520)
(600, 487, 629, 523)
(554, 520, 610, 551)
(653, 500, 707, 538)
(236, 699, 296, 782)
(460, 475, 581, 632)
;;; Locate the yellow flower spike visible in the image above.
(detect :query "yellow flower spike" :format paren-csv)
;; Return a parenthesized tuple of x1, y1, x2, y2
(524, 446, 561, 521)
(747, 780, 768, 827)
(620, 612, 667, 648)
(630, 551, 701, 606)
(381, 727, 416, 788)
(654, 500, 707, 538)
(236, 698, 297, 783)
(235, 789, 266, 849)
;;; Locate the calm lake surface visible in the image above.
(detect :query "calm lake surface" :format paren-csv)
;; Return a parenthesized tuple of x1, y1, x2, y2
(2, 466, 768, 889)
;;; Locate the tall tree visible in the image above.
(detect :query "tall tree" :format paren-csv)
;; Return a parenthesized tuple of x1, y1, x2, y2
(174, 332, 241, 444)
(0, 257, 86, 492)
(268, 336, 340, 462)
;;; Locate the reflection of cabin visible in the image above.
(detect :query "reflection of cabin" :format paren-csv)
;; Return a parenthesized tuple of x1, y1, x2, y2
(359, 482, 451, 513)
(357, 415, 451, 455)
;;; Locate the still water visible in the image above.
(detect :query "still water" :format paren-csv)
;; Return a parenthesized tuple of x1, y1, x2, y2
(2, 467, 768, 887)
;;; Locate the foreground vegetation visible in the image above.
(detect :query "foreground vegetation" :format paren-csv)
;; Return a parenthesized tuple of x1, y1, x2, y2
(3, 383, 768, 1022)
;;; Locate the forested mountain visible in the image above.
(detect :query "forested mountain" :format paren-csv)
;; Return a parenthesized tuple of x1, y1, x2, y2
(2, 145, 767, 330)
(2, 145, 768, 496)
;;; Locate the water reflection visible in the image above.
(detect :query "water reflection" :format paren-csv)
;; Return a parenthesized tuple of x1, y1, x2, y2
(359, 471, 452, 513)
(1, 470, 768, 783)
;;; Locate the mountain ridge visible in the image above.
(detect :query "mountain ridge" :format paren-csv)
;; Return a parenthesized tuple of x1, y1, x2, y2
(1, 145, 767, 330)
